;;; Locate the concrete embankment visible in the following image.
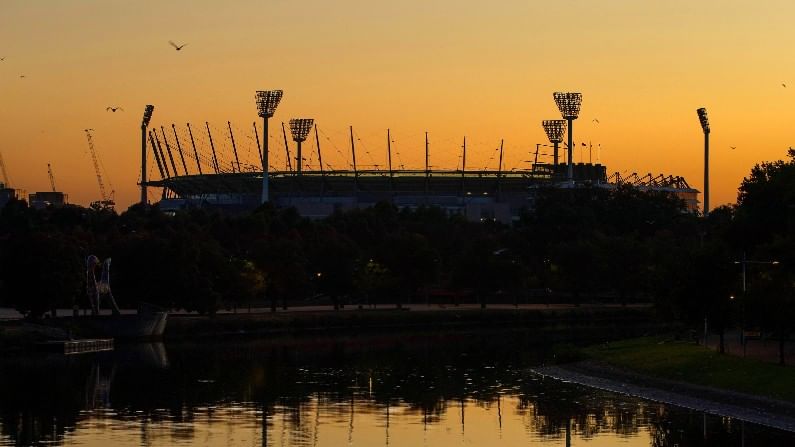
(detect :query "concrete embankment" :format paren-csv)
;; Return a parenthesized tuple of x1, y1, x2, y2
(532, 361, 795, 433)
(163, 305, 667, 341)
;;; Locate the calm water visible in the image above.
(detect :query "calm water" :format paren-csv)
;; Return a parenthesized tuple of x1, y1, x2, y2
(0, 330, 793, 446)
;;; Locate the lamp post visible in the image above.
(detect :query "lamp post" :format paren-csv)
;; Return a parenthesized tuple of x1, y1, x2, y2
(697, 107, 710, 216)
(553, 92, 582, 184)
(733, 253, 780, 354)
(289, 118, 314, 175)
(255, 90, 283, 204)
(542, 120, 566, 167)
(140, 105, 154, 205)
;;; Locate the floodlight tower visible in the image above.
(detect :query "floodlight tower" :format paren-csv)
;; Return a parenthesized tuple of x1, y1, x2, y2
(255, 90, 283, 203)
(289, 118, 314, 175)
(140, 105, 154, 205)
(542, 120, 567, 167)
(553, 92, 582, 183)
(697, 107, 710, 216)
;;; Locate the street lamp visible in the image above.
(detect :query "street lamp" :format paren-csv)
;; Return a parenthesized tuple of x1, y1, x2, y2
(542, 119, 566, 167)
(255, 90, 283, 203)
(140, 104, 155, 205)
(733, 252, 780, 354)
(289, 118, 314, 175)
(697, 107, 710, 216)
(553, 92, 582, 183)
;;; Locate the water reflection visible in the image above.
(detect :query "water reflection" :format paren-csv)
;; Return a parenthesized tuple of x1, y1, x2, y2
(0, 331, 793, 446)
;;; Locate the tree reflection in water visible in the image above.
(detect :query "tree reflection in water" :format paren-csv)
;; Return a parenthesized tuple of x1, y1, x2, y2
(0, 331, 793, 446)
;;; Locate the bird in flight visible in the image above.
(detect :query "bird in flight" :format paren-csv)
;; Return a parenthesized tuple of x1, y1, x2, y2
(19, 75, 26, 78)
(730, 146, 737, 150)
(592, 118, 600, 124)
(106, 106, 124, 112)
(783, 83, 787, 88)
(0, 57, 5, 61)
(169, 41, 188, 51)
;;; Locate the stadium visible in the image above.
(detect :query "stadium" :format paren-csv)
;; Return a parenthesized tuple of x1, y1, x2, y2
(138, 92, 700, 223)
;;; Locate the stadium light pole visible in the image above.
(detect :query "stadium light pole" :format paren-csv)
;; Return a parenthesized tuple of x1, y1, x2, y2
(553, 92, 582, 184)
(140, 104, 154, 205)
(697, 107, 710, 217)
(255, 90, 283, 204)
(289, 118, 314, 175)
(542, 120, 566, 167)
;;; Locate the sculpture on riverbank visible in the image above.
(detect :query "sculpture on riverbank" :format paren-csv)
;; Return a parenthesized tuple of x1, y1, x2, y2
(86, 255, 121, 316)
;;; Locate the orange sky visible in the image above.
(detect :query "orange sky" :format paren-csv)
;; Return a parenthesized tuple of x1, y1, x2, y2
(1, 0, 794, 209)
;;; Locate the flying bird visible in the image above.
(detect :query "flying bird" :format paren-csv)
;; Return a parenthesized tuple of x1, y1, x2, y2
(19, 75, 26, 78)
(592, 118, 600, 124)
(106, 106, 124, 112)
(169, 41, 188, 51)
(783, 83, 787, 88)
(0, 57, 5, 61)
(730, 146, 737, 150)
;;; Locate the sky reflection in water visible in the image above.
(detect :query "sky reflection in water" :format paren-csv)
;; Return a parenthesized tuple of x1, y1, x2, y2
(0, 331, 793, 446)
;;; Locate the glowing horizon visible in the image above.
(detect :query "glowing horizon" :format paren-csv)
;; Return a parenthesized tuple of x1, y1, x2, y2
(2, 0, 794, 209)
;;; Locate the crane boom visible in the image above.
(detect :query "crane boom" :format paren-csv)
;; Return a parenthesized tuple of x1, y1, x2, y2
(47, 163, 57, 192)
(84, 129, 114, 209)
(0, 151, 10, 187)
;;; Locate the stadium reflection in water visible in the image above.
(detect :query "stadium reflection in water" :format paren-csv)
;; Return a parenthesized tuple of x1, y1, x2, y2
(0, 331, 793, 446)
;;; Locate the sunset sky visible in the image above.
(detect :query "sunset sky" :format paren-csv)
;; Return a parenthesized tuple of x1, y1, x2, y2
(1, 0, 793, 209)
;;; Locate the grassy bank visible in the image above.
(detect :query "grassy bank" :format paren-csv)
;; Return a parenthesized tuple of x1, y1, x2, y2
(584, 336, 795, 402)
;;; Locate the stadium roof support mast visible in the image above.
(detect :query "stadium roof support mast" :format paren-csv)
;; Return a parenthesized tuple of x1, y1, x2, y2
(171, 124, 189, 176)
(187, 123, 202, 175)
(148, 132, 166, 180)
(461, 136, 467, 196)
(289, 118, 314, 175)
(697, 107, 710, 216)
(255, 90, 283, 204)
(350, 126, 359, 191)
(553, 92, 582, 184)
(281, 123, 293, 172)
(542, 120, 566, 167)
(205, 122, 220, 174)
(160, 127, 180, 176)
(253, 122, 263, 164)
(497, 139, 504, 201)
(227, 122, 240, 173)
(152, 131, 171, 178)
(140, 105, 154, 204)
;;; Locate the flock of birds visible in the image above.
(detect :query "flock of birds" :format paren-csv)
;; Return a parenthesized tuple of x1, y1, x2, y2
(2, 41, 188, 112)
(1, 42, 786, 153)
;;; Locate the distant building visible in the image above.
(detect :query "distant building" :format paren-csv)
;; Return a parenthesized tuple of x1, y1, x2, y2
(0, 182, 25, 210)
(29, 191, 68, 210)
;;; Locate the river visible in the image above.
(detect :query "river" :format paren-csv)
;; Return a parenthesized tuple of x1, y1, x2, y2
(0, 329, 792, 446)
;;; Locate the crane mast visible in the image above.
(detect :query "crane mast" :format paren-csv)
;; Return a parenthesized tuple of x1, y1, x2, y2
(0, 151, 10, 187)
(84, 129, 115, 209)
(47, 163, 56, 192)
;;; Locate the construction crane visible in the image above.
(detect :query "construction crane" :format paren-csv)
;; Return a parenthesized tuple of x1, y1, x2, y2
(84, 129, 115, 210)
(0, 151, 10, 187)
(47, 163, 57, 192)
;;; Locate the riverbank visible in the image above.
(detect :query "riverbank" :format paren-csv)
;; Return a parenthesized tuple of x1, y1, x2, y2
(0, 304, 665, 350)
(531, 335, 795, 432)
(163, 304, 663, 340)
(583, 336, 795, 401)
(532, 361, 795, 432)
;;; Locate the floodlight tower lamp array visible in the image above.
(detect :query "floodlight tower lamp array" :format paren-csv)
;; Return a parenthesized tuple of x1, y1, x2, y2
(255, 90, 283, 203)
(140, 104, 155, 205)
(697, 107, 710, 216)
(553, 92, 582, 183)
(289, 118, 314, 175)
(542, 119, 566, 167)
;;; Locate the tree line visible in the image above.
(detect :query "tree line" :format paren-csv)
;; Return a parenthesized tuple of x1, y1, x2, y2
(1, 150, 795, 359)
